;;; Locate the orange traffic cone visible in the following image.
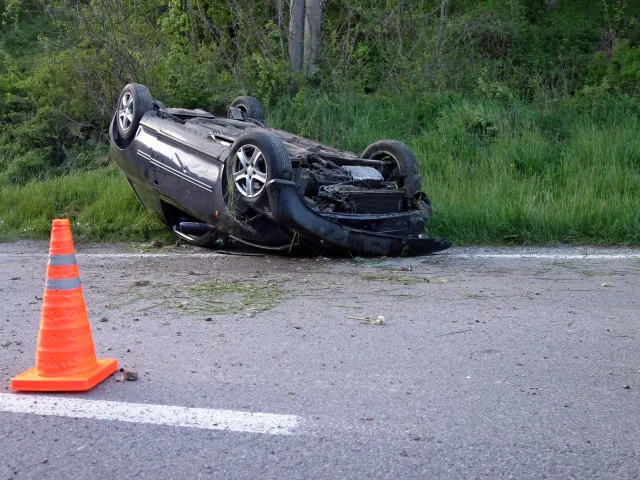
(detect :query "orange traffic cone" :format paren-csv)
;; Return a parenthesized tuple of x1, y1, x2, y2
(10, 219, 118, 391)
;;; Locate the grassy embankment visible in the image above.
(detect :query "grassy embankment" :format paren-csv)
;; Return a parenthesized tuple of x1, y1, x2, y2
(0, 92, 639, 246)
(0, 161, 166, 242)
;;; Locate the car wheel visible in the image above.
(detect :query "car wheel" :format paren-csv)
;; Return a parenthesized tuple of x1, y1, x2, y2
(228, 96, 265, 121)
(116, 83, 153, 140)
(226, 131, 291, 209)
(361, 140, 421, 194)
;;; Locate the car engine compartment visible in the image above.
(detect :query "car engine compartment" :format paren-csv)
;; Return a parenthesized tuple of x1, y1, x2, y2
(291, 156, 414, 214)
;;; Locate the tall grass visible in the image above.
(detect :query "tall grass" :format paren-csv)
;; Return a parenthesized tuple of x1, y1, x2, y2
(0, 92, 638, 246)
(0, 164, 167, 242)
(268, 92, 640, 245)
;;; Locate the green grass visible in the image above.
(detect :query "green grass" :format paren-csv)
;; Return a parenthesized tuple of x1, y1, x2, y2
(1, 92, 639, 246)
(0, 164, 168, 241)
(267, 91, 640, 246)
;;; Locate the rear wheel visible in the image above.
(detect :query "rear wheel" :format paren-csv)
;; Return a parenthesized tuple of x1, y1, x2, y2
(228, 96, 265, 121)
(226, 131, 291, 210)
(116, 83, 153, 140)
(361, 140, 421, 195)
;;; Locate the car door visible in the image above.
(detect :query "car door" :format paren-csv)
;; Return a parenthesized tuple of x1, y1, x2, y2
(150, 132, 219, 219)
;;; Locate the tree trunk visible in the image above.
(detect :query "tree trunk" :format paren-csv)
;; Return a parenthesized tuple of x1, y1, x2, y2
(276, 0, 286, 62)
(436, 0, 448, 70)
(288, 0, 322, 76)
(544, 0, 558, 12)
(303, 0, 322, 75)
(288, 0, 305, 72)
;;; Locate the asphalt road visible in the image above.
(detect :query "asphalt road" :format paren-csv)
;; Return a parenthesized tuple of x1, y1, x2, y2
(0, 242, 639, 479)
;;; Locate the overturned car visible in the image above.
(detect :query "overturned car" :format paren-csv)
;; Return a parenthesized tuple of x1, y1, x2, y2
(109, 83, 450, 256)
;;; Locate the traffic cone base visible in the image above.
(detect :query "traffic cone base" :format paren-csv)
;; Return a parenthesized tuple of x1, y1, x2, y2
(10, 358, 118, 392)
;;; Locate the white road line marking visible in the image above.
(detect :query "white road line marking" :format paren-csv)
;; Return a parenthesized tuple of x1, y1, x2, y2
(80, 253, 223, 258)
(0, 253, 222, 259)
(452, 254, 640, 259)
(0, 252, 638, 260)
(0, 394, 301, 435)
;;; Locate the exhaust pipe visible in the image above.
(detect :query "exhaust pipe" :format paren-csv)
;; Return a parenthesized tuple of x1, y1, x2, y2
(178, 222, 213, 235)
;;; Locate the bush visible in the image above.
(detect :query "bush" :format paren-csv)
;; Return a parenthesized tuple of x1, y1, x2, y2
(0, 149, 50, 185)
(608, 40, 640, 95)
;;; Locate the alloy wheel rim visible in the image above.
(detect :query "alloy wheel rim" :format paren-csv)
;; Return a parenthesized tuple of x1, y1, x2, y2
(232, 144, 267, 198)
(118, 92, 134, 132)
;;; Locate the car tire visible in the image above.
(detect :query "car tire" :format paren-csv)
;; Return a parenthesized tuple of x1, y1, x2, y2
(226, 131, 292, 209)
(116, 83, 153, 140)
(361, 140, 421, 194)
(228, 96, 265, 121)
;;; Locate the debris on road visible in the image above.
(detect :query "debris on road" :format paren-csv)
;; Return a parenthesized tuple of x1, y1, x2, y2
(174, 279, 288, 317)
(346, 315, 385, 325)
(114, 369, 138, 382)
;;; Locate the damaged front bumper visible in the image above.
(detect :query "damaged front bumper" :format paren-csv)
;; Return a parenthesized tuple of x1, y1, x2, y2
(266, 179, 451, 256)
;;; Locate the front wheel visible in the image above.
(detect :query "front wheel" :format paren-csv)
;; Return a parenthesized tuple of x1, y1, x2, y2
(226, 131, 292, 210)
(361, 140, 421, 195)
(116, 83, 153, 140)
